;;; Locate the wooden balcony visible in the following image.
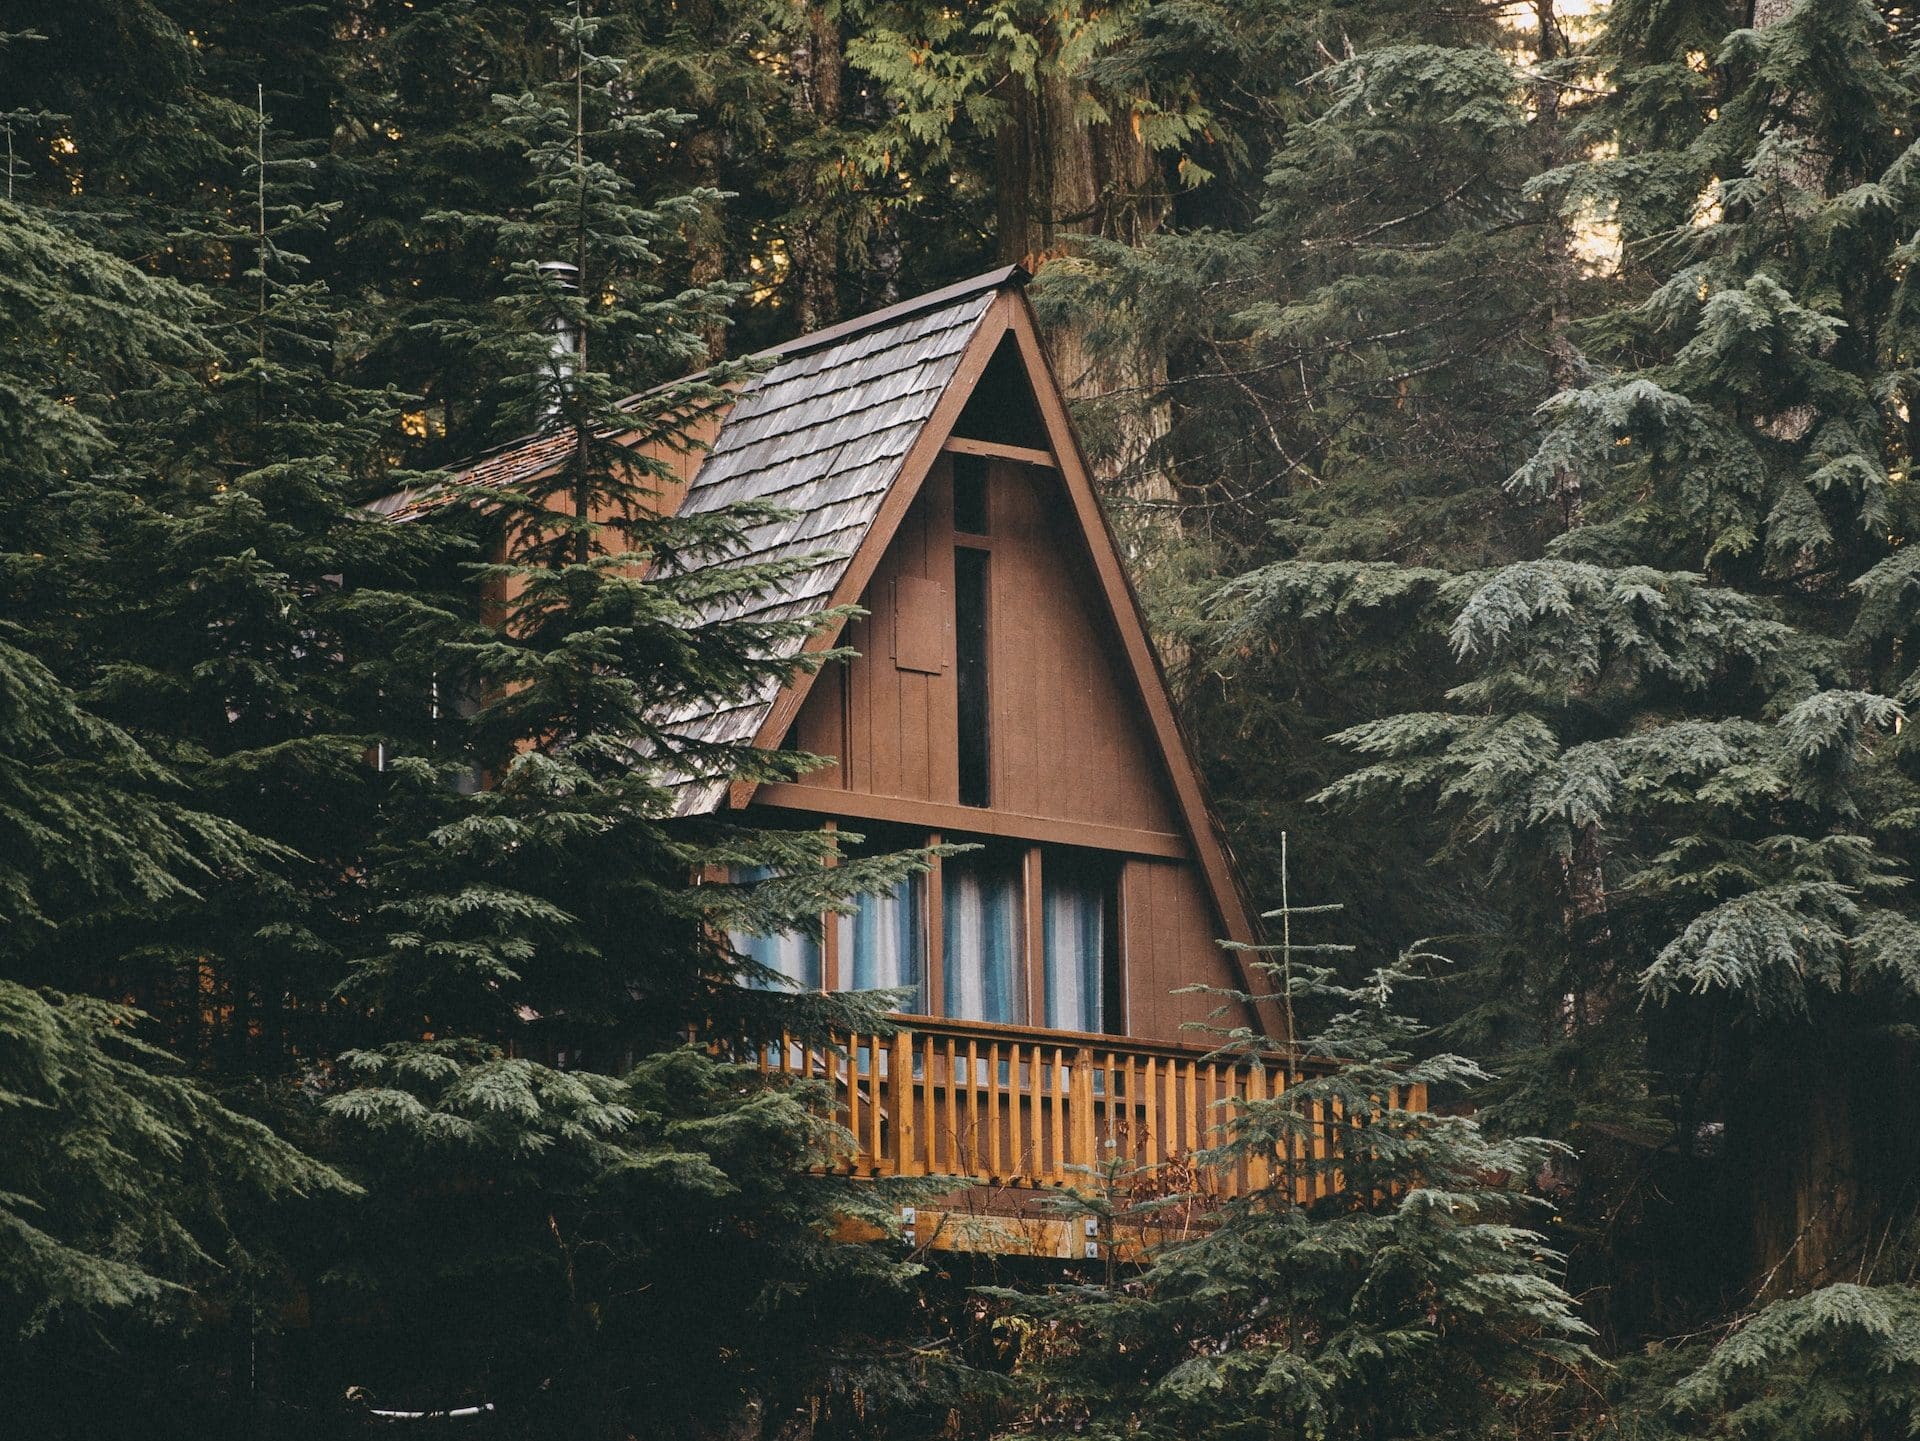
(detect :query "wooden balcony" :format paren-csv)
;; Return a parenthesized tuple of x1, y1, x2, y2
(757, 1015, 1426, 1258)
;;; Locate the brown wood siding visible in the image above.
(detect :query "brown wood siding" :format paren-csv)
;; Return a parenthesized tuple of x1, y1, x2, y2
(787, 454, 1179, 836)
(1123, 859, 1253, 1043)
(777, 448, 1246, 1042)
(824, 462, 960, 803)
(985, 458, 1180, 834)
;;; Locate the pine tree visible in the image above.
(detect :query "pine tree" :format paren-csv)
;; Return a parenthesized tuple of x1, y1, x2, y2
(319, 10, 944, 1432)
(2, 56, 457, 1426)
(1221, 0, 1920, 1352)
(1022, 3, 1588, 969)
(79, 82, 456, 1073)
(0, 195, 348, 1358)
(1082, 3, 1599, 1181)
(988, 879, 1592, 1441)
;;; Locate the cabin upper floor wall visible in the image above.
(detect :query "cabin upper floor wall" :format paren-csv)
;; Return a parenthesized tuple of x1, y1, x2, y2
(782, 451, 1182, 842)
(401, 274, 1269, 1047)
(753, 445, 1250, 1044)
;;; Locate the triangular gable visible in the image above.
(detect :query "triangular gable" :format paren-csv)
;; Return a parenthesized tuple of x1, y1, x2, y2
(654, 278, 1006, 811)
(707, 280, 1270, 1021)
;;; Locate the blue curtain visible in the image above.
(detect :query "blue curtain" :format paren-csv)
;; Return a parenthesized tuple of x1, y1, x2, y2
(729, 866, 821, 991)
(942, 856, 1023, 1023)
(1043, 869, 1106, 1032)
(839, 874, 924, 1011)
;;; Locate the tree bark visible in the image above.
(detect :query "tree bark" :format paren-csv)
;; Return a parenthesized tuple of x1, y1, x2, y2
(1735, 1015, 1878, 1299)
(787, 4, 843, 332)
(993, 70, 1173, 503)
(686, 126, 730, 364)
(1534, 0, 1587, 529)
(1725, 0, 1876, 1301)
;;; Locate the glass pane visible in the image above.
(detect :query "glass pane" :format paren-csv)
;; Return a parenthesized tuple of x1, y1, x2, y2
(1044, 867, 1107, 1033)
(954, 547, 991, 807)
(942, 853, 1024, 1023)
(837, 873, 925, 1011)
(953, 453, 990, 534)
(728, 866, 821, 991)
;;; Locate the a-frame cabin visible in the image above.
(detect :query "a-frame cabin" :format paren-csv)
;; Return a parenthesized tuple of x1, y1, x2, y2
(378, 269, 1357, 1258)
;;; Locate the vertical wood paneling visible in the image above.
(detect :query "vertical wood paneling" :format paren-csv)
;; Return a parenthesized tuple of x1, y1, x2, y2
(789, 661, 844, 787)
(1144, 1056, 1161, 1168)
(1007, 1042, 1025, 1179)
(891, 1031, 918, 1175)
(783, 457, 1185, 833)
(925, 834, 944, 1021)
(773, 462, 1265, 1049)
(1023, 846, 1045, 1024)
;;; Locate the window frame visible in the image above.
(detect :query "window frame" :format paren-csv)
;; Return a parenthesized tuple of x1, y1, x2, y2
(731, 825, 1130, 1037)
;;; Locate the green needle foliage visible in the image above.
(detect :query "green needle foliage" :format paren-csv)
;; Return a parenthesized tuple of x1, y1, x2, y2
(991, 952, 1593, 1441)
(9, 0, 1919, 1436)
(0, 195, 350, 1359)
(315, 9, 944, 1433)
(1667, 1282, 1920, 1440)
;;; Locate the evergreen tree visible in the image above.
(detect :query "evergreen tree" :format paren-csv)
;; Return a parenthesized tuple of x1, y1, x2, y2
(990, 916, 1592, 1441)
(1216, 0, 1920, 1356)
(1022, 1, 1591, 973)
(1665, 1281, 1920, 1440)
(0, 193, 347, 1367)
(318, 10, 944, 1433)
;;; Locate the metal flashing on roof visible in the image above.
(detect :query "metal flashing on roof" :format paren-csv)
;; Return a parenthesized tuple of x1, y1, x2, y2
(750, 265, 1026, 362)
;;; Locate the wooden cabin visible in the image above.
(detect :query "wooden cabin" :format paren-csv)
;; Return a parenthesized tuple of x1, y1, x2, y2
(375, 269, 1374, 1259)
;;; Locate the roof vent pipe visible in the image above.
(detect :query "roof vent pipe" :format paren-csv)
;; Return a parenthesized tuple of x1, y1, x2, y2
(537, 260, 583, 414)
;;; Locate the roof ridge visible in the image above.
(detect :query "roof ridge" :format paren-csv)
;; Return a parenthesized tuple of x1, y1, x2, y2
(371, 267, 1020, 519)
(751, 264, 1025, 362)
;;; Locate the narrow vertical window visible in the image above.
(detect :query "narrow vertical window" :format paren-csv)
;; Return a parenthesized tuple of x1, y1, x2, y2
(952, 453, 990, 535)
(955, 546, 991, 807)
(941, 851, 1024, 1023)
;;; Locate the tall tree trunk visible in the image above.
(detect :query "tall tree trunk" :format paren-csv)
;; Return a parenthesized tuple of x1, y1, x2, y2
(687, 126, 729, 364)
(1534, 0, 1587, 529)
(1736, 1014, 1877, 1299)
(1728, 0, 1870, 1298)
(993, 72, 1172, 505)
(788, 3, 843, 332)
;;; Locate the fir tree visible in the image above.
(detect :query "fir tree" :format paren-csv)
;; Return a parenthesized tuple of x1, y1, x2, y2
(1666, 1281, 1920, 1440)
(1219, 0, 1920, 1358)
(990, 885, 1592, 1441)
(1046, 0, 1589, 975)
(0, 194, 347, 1357)
(321, 9, 944, 1432)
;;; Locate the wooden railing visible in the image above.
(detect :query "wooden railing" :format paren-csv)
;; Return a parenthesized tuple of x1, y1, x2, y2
(756, 1014, 1425, 1205)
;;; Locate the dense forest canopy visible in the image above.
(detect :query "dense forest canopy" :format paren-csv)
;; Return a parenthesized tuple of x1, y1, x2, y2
(3, 1, 1918, 1438)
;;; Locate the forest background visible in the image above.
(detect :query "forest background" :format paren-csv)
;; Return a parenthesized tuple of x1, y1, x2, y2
(3, 0, 1919, 1438)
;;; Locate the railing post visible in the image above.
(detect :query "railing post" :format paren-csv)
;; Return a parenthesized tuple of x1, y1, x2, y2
(1070, 1046, 1095, 1175)
(891, 1029, 918, 1175)
(1245, 1064, 1269, 1197)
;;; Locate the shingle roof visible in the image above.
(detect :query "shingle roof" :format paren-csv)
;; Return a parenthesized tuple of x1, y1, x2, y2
(373, 268, 1016, 813)
(661, 278, 1000, 813)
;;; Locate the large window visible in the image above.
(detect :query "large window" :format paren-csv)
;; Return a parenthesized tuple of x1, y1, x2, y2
(729, 840, 1124, 1035)
(728, 866, 821, 991)
(838, 873, 925, 1011)
(1043, 856, 1116, 1033)
(941, 850, 1025, 1023)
